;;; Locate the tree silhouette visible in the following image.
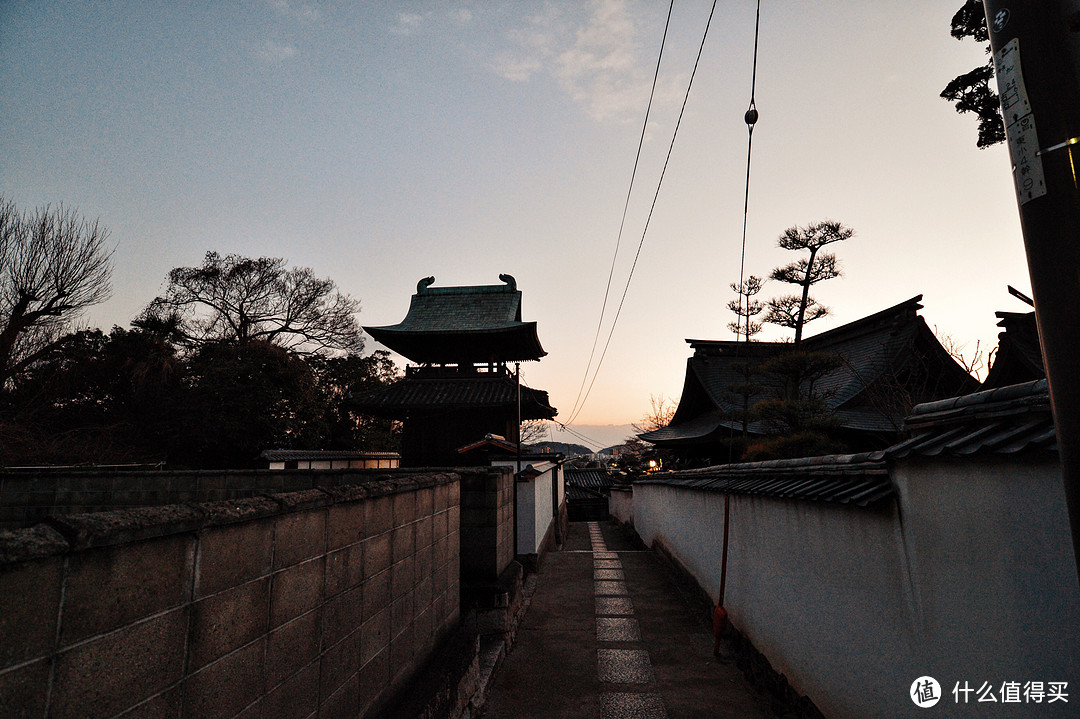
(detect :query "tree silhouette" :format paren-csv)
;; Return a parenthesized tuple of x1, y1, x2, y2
(726, 276, 766, 440)
(0, 198, 112, 387)
(139, 251, 363, 355)
(727, 275, 765, 341)
(940, 0, 1005, 149)
(764, 220, 853, 345)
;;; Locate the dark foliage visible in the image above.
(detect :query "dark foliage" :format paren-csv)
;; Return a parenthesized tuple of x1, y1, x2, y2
(307, 351, 402, 453)
(1, 247, 401, 467)
(0, 327, 179, 465)
(742, 431, 845, 462)
(170, 341, 325, 468)
(0, 328, 402, 468)
(743, 350, 847, 462)
(941, 1, 1006, 148)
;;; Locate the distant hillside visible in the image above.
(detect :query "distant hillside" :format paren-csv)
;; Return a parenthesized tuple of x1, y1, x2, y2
(531, 441, 593, 457)
(546, 424, 635, 452)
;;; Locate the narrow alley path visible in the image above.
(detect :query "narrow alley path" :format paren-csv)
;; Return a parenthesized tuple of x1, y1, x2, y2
(481, 521, 776, 719)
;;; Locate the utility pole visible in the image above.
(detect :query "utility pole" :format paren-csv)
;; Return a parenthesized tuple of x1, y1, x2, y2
(981, 0, 1080, 581)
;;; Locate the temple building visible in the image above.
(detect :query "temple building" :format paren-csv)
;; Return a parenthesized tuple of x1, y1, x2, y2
(640, 296, 979, 461)
(981, 309, 1043, 389)
(355, 275, 557, 467)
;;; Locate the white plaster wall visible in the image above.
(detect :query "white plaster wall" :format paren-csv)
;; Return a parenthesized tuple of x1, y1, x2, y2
(557, 464, 565, 507)
(500, 461, 557, 555)
(531, 470, 554, 554)
(516, 477, 536, 554)
(893, 457, 1080, 694)
(632, 458, 1080, 719)
(609, 487, 633, 524)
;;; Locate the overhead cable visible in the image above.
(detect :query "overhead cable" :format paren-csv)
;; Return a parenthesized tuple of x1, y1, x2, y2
(734, 0, 763, 344)
(567, 0, 721, 426)
(565, 0, 676, 425)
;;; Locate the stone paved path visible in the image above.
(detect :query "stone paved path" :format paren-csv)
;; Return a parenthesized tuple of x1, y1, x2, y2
(481, 521, 776, 719)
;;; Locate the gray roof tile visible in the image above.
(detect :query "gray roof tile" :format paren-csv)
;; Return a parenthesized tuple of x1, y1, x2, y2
(364, 275, 546, 363)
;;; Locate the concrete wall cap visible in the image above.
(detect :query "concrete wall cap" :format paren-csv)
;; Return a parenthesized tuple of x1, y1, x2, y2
(266, 487, 333, 512)
(0, 524, 70, 565)
(320, 482, 373, 503)
(194, 496, 281, 527)
(46, 504, 206, 550)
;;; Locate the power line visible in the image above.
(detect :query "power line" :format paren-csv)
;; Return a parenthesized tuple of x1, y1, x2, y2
(567, 0, 721, 427)
(565, 0, 676, 425)
(518, 373, 607, 450)
(553, 422, 608, 452)
(728, 0, 764, 464)
(734, 0, 762, 342)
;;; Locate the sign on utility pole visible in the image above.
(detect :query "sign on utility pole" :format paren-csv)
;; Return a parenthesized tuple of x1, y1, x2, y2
(981, 0, 1080, 582)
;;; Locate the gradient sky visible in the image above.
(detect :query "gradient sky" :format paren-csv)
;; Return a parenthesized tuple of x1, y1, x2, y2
(1, 1, 1031, 448)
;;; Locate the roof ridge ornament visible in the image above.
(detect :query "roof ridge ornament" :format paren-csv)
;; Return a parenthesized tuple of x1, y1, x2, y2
(499, 273, 517, 291)
(417, 276, 435, 294)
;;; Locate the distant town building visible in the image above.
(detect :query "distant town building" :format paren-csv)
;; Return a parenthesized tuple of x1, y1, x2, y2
(259, 449, 400, 470)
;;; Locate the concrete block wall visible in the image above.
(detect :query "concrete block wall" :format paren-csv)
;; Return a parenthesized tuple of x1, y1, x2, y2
(608, 487, 632, 526)
(458, 467, 513, 583)
(0, 472, 461, 719)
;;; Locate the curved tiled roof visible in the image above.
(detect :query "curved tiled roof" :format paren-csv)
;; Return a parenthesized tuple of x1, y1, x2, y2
(891, 379, 1055, 457)
(638, 452, 893, 507)
(567, 484, 608, 501)
(981, 311, 1044, 389)
(565, 468, 617, 490)
(642, 296, 978, 447)
(639, 379, 1057, 508)
(260, 450, 400, 461)
(352, 374, 557, 420)
(364, 275, 546, 363)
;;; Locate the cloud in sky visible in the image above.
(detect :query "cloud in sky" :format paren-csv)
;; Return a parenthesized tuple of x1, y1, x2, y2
(0, 1, 1027, 425)
(448, 8, 473, 26)
(390, 7, 473, 38)
(255, 38, 299, 63)
(265, 0, 320, 23)
(493, 0, 670, 122)
(392, 12, 427, 36)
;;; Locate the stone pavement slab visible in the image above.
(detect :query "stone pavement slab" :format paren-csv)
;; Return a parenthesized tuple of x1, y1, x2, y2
(480, 521, 776, 719)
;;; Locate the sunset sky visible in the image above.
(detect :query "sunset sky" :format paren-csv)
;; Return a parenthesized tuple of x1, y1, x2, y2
(1, 1, 1030, 448)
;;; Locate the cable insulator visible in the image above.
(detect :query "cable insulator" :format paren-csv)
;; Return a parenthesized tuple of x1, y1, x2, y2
(744, 105, 758, 127)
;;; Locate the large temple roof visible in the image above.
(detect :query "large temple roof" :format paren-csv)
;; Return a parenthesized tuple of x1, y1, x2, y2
(641, 295, 979, 450)
(364, 275, 546, 364)
(981, 310, 1044, 389)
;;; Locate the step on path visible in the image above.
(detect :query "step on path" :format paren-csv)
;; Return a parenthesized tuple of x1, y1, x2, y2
(589, 521, 668, 719)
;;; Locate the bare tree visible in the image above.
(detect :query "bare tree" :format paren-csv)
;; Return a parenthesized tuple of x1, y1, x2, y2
(935, 329, 990, 382)
(0, 198, 112, 387)
(765, 220, 853, 345)
(631, 394, 678, 435)
(139, 251, 363, 355)
(520, 419, 550, 445)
